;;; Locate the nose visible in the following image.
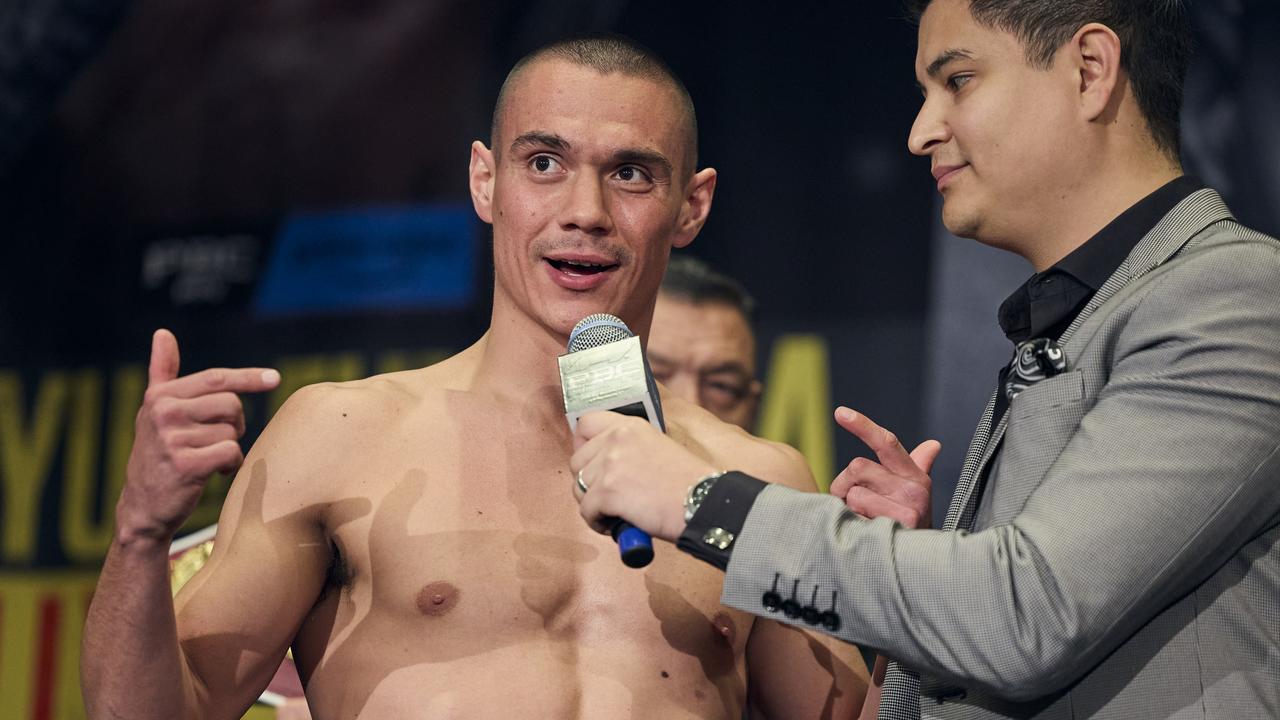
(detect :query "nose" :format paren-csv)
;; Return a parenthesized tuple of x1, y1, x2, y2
(558, 172, 613, 236)
(665, 371, 699, 406)
(908, 96, 949, 157)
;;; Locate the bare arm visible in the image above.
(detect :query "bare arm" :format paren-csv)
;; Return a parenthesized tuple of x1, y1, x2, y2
(739, 442, 869, 719)
(81, 330, 327, 719)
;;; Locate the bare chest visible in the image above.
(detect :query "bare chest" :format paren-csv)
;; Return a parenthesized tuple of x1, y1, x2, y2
(304, 431, 749, 668)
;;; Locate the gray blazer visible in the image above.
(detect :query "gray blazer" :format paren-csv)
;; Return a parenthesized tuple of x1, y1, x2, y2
(722, 189, 1280, 719)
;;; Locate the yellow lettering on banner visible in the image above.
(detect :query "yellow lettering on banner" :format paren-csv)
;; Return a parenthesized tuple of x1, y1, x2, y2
(0, 371, 70, 564)
(269, 354, 366, 414)
(0, 573, 99, 720)
(0, 580, 39, 717)
(99, 365, 146, 556)
(61, 370, 108, 563)
(756, 336, 835, 492)
(55, 578, 91, 719)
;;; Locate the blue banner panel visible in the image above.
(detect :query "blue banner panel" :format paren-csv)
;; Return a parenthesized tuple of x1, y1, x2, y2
(254, 204, 478, 316)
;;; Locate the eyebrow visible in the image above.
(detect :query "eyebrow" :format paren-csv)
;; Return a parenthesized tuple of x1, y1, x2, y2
(646, 353, 750, 379)
(925, 48, 975, 80)
(614, 148, 674, 178)
(701, 363, 752, 381)
(509, 131, 570, 154)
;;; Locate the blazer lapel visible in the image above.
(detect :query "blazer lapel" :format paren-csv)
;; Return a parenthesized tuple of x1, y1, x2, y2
(942, 392, 1001, 531)
(942, 189, 1235, 531)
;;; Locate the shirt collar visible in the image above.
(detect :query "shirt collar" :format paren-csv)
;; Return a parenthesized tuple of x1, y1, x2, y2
(1055, 175, 1205, 291)
(997, 175, 1204, 343)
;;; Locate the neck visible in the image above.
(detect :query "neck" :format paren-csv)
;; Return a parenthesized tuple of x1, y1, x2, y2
(1015, 147, 1182, 271)
(470, 316, 569, 408)
(468, 293, 657, 405)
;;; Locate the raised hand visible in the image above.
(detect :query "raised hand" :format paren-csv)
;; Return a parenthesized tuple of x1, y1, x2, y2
(114, 329, 280, 544)
(829, 407, 939, 530)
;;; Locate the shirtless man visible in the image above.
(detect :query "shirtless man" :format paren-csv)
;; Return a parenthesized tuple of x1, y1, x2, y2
(82, 35, 868, 719)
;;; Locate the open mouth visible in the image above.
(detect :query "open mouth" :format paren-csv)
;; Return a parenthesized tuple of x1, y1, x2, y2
(545, 258, 620, 277)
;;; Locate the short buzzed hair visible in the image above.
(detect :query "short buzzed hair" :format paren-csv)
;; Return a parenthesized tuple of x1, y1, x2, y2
(906, 0, 1191, 158)
(490, 33, 699, 175)
(661, 255, 756, 322)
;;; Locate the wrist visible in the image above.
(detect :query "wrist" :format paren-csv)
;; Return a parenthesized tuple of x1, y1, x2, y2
(112, 504, 177, 552)
(113, 524, 172, 553)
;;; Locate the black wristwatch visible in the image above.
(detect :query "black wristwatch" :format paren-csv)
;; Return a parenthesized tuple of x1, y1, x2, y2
(684, 471, 726, 522)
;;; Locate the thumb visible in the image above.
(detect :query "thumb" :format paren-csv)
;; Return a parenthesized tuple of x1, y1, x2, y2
(909, 439, 942, 476)
(148, 329, 181, 386)
(572, 411, 619, 449)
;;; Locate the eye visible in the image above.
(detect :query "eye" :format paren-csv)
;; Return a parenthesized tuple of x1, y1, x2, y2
(529, 155, 563, 174)
(613, 165, 652, 185)
(649, 363, 673, 382)
(946, 73, 973, 92)
(703, 380, 748, 410)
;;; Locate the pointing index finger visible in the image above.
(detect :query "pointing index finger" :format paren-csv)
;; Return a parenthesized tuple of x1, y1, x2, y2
(163, 366, 282, 399)
(835, 407, 920, 478)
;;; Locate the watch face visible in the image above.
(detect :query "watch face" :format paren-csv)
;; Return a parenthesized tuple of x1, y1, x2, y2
(685, 475, 716, 522)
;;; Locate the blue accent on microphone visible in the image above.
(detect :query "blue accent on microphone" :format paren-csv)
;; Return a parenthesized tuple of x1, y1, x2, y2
(613, 523, 655, 568)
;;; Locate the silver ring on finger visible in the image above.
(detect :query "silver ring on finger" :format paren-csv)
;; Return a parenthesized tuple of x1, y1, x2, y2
(575, 470, 589, 495)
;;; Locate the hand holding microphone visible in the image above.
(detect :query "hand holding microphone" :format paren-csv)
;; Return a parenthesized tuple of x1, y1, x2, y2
(562, 314, 717, 561)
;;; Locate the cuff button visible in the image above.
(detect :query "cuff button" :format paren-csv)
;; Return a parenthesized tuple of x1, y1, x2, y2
(820, 610, 841, 632)
(781, 599, 801, 618)
(801, 606, 821, 625)
(762, 591, 782, 612)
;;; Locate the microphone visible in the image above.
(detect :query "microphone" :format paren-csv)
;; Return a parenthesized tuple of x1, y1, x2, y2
(558, 313, 662, 568)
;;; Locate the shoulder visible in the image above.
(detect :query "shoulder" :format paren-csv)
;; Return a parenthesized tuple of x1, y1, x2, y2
(270, 347, 479, 435)
(267, 371, 422, 440)
(664, 395, 817, 494)
(248, 362, 462, 492)
(1139, 230, 1280, 320)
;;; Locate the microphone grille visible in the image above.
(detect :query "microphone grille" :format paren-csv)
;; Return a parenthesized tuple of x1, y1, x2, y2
(568, 313, 633, 352)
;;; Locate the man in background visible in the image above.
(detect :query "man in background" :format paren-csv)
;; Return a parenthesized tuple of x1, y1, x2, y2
(648, 255, 762, 431)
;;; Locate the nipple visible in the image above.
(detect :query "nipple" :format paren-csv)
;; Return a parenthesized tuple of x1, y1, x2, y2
(711, 611, 737, 645)
(416, 581, 461, 617)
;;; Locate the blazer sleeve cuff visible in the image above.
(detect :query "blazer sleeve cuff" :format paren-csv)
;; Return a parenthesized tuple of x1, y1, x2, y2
(676, 471, 768, 571)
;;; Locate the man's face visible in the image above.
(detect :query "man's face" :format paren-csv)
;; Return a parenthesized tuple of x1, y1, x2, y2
(909, 0, 1085, 251)
(470, 59, 714, 338)
(647, 293, 760, 430)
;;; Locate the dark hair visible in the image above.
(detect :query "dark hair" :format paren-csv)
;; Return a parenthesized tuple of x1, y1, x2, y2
(661, 255, 756, 322)
(491, 33, 698, 173)
(906, 0, 1191, 157)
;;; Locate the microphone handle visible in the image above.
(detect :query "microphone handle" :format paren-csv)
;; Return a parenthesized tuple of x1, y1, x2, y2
(602, 405, 659, 568)
(609, 518, 654, 568)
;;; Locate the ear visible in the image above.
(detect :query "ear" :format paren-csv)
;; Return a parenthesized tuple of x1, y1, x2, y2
(1072, 23, 1123, 123)
(469, 140, 497, 225)
(672, 167, 717, 249)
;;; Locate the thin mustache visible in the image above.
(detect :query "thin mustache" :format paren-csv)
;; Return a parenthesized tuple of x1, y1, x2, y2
(533, 237, 631, 265)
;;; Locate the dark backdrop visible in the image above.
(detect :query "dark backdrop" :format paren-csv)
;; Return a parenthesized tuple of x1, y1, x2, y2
(1, 0, 1276, 554)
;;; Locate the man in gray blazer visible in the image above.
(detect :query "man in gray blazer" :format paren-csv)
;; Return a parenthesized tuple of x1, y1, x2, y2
(568, 1, 1280, 718)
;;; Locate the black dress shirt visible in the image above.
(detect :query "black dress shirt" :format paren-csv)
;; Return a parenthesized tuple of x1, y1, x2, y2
(679, 176, 1205, 570)
(991, 175, 1203, 418)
